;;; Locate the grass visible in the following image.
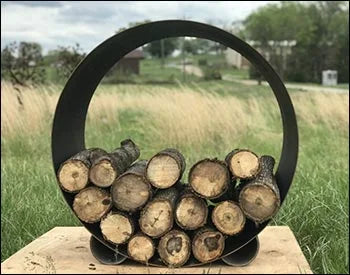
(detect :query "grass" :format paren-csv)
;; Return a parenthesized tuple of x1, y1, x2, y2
(1, 81, 349, 274)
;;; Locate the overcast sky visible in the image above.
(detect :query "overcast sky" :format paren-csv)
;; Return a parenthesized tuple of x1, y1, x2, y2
(1, 1, 274, 54)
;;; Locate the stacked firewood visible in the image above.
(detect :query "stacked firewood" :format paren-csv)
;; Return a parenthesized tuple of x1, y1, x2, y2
(57, 139, 280, 267)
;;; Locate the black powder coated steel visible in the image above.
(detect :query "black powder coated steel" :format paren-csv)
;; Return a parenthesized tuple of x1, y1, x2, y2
(51, 20, 298, 267)
(221, 237, 259, 266)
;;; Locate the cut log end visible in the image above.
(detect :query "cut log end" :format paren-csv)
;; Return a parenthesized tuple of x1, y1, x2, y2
(212, 201, 246, 235)
(175, 196, 208, 230)
(239, 184, 280, 223)
(146, 155, 181, 189)
(228, 150, 260, 179)
(139, 200, 173, 238)
(89, 160, 117, 188)
(58, 160, 89, 192)
(192, 229, 225, 263)
(100, 212, 134, 244)
(112, 174, 151, 212)
(73, 187, 112, 223)
(189, 160, 229, 199)
(158, 230, 191, 267)
(127, 234, 155, 263)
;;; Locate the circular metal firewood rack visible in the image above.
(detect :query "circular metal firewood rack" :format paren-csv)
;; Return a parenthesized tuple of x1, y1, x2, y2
(51, 20, 298, 267)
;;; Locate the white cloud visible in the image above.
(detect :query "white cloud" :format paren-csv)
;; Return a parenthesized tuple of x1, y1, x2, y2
(1, 1, 275, 54)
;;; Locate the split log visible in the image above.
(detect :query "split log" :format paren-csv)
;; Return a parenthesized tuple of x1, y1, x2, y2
(73, 186, 112, 223)
(175, 187, 208, 230)
(188, 158, 230, 199)
(89, 139, 140, 188)
(139, 187, 178, 238)
(146, 148, 186, 189)
(238, 155, 280, 224)
(192, 227, 225, 263)
(127, 232, 155, 263)
(158, 229, 191, 267)
(225, 149, 260, 179)
(111, 160, 152, 213)
(100, 211, 134, 245)
(57, 148, 107, 193)
(212, 200, 246, 235)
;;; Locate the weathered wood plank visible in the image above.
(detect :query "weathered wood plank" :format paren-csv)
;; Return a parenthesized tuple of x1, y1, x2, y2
(1, 226, 312, 274)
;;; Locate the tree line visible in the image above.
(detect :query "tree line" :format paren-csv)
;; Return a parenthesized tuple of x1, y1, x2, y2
(1, 1, 348, 91)
(242, 1, 349, 83)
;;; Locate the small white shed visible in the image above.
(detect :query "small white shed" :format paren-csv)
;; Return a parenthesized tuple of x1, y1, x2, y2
(322, 70, 338, 86)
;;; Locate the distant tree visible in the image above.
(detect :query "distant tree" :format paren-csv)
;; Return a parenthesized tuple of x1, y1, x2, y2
(144, 38, 179, 58)
(194, 38, 211, 54)
(183, 39, 197, 54)
(52, 43, 86, 80)
(1, 41, 46, 105)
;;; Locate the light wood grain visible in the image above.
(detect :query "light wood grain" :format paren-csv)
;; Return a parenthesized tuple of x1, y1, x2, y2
(1, 226, 313, 274)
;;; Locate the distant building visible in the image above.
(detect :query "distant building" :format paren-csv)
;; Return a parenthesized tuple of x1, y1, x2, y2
(225, 40, 296, 70)
(322, 70, 338, 86)
(115, 49, 144, 74)
(225, 49, 250, 69)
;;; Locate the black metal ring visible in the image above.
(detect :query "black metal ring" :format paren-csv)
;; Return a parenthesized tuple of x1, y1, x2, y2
(51, 20, 298, 267)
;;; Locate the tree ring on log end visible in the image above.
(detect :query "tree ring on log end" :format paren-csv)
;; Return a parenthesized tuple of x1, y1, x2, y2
(73, 187, 112, 223)
(146, 155, 181, 189)
(139, 199, 173, 238)
(100, 212, 133, 244)
(212, 201, 246, 235)
(58, 160, 89, 192)
(158, 230, 191, 267)
(239, 184, 280, 222)
(127, 234, 155, 263)
(89, 160, 117, 188)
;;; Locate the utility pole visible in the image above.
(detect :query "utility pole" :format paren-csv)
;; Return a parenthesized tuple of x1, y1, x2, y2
(161, 39, 165, 68)
(182, 36, 186, 82)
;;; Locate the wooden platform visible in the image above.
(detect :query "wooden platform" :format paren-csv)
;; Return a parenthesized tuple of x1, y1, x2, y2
(1, 226, 312, 274)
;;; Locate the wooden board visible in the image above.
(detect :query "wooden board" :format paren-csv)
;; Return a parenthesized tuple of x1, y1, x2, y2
(1, 226, 312, 274)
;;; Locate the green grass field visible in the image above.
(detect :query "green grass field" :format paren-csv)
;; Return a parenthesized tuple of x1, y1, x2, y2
(1, 80, 348, 274)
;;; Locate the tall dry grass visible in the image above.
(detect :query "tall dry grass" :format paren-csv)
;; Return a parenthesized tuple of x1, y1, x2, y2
(1, 82, 348, 145)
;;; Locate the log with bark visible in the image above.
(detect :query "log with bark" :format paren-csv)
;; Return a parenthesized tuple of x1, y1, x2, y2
(73, 186, 112, 223)
(188, 158, 230, 199)
(111, 160, 152, 213)
(57, 148, 107, 192)
(212, 200, 246, 235)
(191, 227, 225, 263)
(146, 148, 186, 189)
(225, 149, 260, 179)
(127, 232, 155, 263)
(238, 155, 280, 224)
(89, 139, 140, 188)
(100, 211, 134, 244)
(158, 229, 191, 267)
(139, 187, 179, 238)
(175, 186, 208, 230)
